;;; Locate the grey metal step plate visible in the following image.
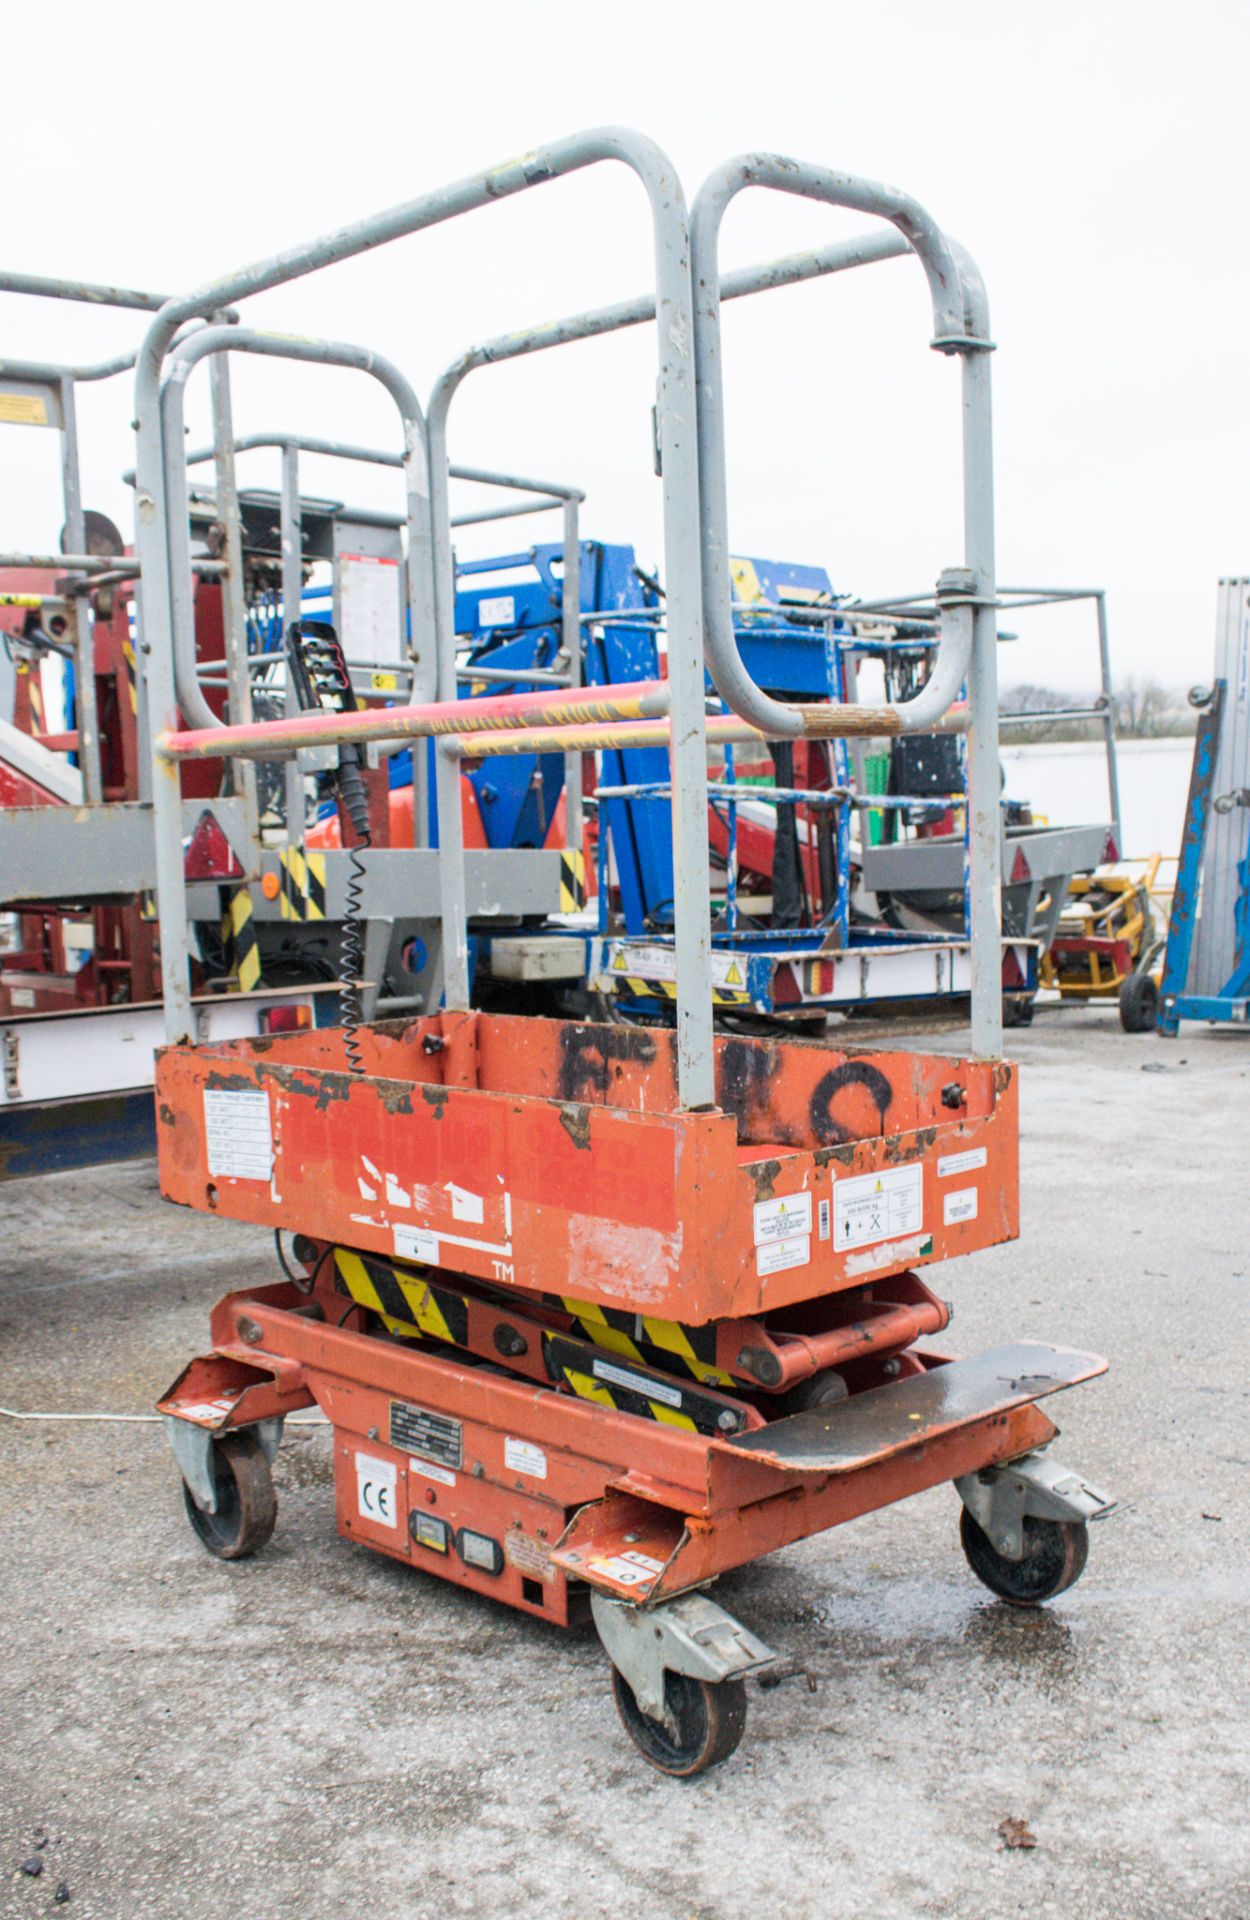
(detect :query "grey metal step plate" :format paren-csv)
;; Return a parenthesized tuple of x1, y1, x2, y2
(719, 1342, 1106, 1474)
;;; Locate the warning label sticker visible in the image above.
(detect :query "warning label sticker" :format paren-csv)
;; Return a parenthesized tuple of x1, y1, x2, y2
(943, 1186, 979, 1226)
(753, 1191, 813, 1246)
(937, 1146, 987, 1180)
(833, 1162, 923, 1252)
(0, 390, 49, 426)
(203, 1088, 273, 1182)
(504, 1531, 554, 1580)
(756, 1234, 811, 1277)
(504, 1436, 547, 1480)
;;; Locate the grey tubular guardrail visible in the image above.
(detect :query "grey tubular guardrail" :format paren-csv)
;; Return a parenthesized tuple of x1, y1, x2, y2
(136, 128, 714, 1104)
(423, 226, 913, 1077)
(0, 308, 217, 810)
(159, 327, 436, 735)
(689, 155, 1002, 1055)
(172, 431, 586, 845)
(176, 432, 581, 527)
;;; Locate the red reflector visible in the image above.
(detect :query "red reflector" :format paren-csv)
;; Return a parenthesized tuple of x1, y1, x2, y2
(184, 809, 244, 880)
(1103, 832, 1119, 862)
(773, 965, 801, 1007)
(1001, 947, 1025, 988)
(806, 960, 835, 996)
(262, 1004, 311, 1034)
(1009, 846, 1031, 884)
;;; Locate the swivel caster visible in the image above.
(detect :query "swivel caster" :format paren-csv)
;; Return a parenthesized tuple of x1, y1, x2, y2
(959, 1508, 1088, 1605)
(182, 1430, 277, 1561)
(611, 1668, 747, 1777)
(955, 1450, 1111, 1605)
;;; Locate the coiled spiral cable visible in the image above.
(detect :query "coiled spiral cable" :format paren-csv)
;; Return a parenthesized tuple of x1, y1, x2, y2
(335, 746, 371, 1076)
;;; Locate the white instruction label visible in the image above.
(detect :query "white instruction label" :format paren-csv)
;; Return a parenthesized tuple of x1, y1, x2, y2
(339, 552, 402, 662)
(393, 1224, 439, 1264)
(757, 1234, 811, 1277)
(504, 1436, 547, 1480)
(589, 1554, 657, 1588)
(937, 1146, 987, 1180)
(593, 1358, 683, 1408)
(478, 594, 515, 627)
(753, 1191, 813, 1246)
(409, 1459, 456, 1489)
(355, 1451, 398, 1529)
(944, 1186, 979, 1226)
(833, 1162, 923, 1252)
(203, 1088, 273, 1182)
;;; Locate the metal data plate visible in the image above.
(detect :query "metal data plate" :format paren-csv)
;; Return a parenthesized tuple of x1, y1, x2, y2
(720, 1343, 1107, 1475)
(389, 1399, 462, 1470)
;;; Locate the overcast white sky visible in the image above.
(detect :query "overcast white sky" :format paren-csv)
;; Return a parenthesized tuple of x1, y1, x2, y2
(3, 0, 1247, 693)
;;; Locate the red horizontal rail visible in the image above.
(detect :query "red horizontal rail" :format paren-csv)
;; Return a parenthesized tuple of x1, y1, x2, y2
(158, 678, 672, 761)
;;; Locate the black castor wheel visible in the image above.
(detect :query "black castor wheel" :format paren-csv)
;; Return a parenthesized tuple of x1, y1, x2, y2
(959, 1506, 1088, 1605)
(1119, 970, 1159, 1034)
(611, 1666, 747, 1776)
(1002, 993, 1035, 1029)
(183, 1430, 277, 1561)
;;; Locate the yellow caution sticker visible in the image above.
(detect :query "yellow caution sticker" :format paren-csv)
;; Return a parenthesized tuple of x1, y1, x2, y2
(0, 391, 49, 427)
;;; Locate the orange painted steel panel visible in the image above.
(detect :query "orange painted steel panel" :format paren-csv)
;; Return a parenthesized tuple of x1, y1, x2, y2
(155, 1012, 1019, 1324)
(164, 1285, 1078, 1617)
(555, 1399, 1060, 1605)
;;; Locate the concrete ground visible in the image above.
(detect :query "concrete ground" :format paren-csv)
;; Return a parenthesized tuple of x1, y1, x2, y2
(1, 1005, 1247, 1920)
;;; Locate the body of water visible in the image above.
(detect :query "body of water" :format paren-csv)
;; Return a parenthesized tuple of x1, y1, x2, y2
(1001, 736, 1193, 860)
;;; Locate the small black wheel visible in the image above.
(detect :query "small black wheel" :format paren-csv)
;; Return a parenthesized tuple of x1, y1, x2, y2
(1119, 971, 1159, 1034)
(610, 1666, 747, 1776)
(960, 1507, 1088, 1605)
(784, 1367, 849, 1414)
(183, 1431, 277, 1561)
(1002, 993, 1035, 1029)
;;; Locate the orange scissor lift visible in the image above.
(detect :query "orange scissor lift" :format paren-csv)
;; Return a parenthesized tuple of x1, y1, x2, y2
(148, 133, 1112, 1775)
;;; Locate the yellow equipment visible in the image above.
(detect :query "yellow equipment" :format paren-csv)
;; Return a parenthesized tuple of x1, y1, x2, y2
(1039, 856, 1171, 1031)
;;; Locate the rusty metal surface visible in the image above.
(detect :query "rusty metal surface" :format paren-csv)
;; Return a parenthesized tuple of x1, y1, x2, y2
(155, 1011, 1020, 1323)
(719, 1342, 1106, 1473)
(164, 1283, 1071, 1613)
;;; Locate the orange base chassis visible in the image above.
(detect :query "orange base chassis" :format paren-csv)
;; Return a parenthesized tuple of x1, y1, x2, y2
(156, 1010, 1067, 1619)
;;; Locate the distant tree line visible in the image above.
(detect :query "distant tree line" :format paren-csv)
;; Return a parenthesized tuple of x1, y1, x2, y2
(1001, 676, 1196, 742)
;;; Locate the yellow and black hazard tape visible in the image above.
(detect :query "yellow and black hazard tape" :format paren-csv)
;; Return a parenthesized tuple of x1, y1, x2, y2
(121, 637, 138, 716)
(540, 1331, 746, 1435)
(332, 1248, 745, 1432)
(220, 886, 261, 993)
(333, 1248, 470, 1346)
(278, 847, 328, 922)
(558, 848, 586, 912)
(606, 971, 751, 1008)
(560, 1295, 735, 1389)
